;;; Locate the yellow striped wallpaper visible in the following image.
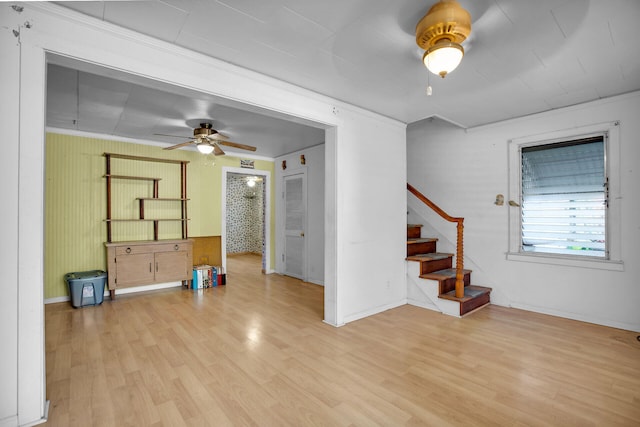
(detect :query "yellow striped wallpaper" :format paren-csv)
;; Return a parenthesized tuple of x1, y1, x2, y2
(45, 133, 275, 299)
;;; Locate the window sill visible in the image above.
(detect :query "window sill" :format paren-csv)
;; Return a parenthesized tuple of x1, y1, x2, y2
(506, 252, 624, 271)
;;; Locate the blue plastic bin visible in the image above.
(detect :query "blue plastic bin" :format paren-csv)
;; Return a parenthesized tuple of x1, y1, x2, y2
(64, 270, 107, 308)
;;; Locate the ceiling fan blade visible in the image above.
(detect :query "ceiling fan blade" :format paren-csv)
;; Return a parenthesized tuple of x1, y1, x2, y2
(214, 131, 230, 139)
(205, 132, 230, 141)
(154, 133, 193, 139)
(163, 141, 194, 150)
(213, 144, 225, 156)
(217, 140, 257, 152)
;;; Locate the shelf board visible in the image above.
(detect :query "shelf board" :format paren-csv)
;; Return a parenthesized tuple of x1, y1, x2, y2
(104, 152, 189, 164)
(106, 219, 190, 222)
(136, 198, 190, 201)
(104, 174, 161, 181)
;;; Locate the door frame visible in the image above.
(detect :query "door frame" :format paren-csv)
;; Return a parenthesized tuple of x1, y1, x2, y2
(221, 166, 271, 274)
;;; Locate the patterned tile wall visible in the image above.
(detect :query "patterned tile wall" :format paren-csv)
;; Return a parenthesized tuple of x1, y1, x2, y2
(226, 174, 264, 254)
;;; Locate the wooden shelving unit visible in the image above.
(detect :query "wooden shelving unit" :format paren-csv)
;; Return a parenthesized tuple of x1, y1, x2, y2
(104, 153, 190, 242)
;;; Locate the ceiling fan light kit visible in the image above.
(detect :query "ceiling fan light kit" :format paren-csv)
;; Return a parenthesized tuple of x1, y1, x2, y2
(416, 0, 471, 78)
(196, 142, 215, 154)
(423, 40, 464, 77)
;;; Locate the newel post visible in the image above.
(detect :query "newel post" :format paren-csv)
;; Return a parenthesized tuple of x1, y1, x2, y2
(455, 220, 465, 298)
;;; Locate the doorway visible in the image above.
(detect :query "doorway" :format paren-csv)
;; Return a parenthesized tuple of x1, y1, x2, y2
(13, 41, 340, 424)
(222, 167, 271, 275)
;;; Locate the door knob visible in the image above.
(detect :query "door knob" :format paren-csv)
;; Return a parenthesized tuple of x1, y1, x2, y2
(300, 232, 305, 237)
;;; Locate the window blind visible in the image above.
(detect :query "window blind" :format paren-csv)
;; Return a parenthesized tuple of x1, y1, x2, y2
(521, 136, 606, 257)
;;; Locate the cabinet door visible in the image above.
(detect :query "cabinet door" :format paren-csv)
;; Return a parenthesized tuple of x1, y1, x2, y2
(116, 253, 155, 287)
(155, 250, 190, 282)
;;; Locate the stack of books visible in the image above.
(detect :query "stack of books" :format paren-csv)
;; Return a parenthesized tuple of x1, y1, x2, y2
(191, 265, 217, 289)
(191, 265, 227, 289)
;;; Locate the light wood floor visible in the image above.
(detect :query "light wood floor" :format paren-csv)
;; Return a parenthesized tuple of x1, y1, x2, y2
(45, 254, 640, 426)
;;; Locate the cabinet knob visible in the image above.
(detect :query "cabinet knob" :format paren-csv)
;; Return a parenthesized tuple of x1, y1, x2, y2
(174, 244, 179, 251)
(126, 247, 131, 254)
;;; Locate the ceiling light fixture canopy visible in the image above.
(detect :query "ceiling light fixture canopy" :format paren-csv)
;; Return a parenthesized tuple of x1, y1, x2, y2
(416, 0, 471, 78)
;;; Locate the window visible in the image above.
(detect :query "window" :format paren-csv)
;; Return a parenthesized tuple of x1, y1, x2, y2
(507, 122, 623, 270)
(521, 137, 606, 258)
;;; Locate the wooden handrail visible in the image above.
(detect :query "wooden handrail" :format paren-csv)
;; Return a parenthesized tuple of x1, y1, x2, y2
(407, 183, 465, 299)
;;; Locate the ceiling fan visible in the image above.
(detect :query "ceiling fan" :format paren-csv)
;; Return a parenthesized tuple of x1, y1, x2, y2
(156, 122, 257, 155)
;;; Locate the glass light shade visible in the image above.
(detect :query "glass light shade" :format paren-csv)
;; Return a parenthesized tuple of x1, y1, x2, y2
(196, 143, 214, 154)
(423, 41, 464, 78)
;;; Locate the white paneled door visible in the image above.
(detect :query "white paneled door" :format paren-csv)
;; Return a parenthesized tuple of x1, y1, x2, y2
(283, 172, 306, 280)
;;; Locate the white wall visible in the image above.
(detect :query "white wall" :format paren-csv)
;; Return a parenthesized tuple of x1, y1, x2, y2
(407, 92, 640, 332)
(275, 144, 325, 285)
(0, 3, 406, 425)
(335, 115, 407, 324)
(0, 14, 21, 427)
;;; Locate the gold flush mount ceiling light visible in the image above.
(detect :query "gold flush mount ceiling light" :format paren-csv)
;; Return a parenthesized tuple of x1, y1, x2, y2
(416, 0, 471, 78)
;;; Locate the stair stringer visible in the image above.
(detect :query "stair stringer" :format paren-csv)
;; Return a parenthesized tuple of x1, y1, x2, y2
(406, 261, 461, 317)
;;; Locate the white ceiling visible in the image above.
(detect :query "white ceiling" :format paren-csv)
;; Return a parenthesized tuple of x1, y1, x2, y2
(48, 0, 640, 156)
(46, 60, 326, 158)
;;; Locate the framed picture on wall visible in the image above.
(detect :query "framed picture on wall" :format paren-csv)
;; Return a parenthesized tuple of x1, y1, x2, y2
(240, 159, 254, 169)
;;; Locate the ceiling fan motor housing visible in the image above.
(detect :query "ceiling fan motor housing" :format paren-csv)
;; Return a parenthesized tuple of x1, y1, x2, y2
(415, 0, 471, 49)
(193, 123, 217, 138)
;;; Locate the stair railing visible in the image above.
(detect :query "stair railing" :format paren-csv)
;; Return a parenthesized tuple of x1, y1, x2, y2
(407, 183, 465, 299)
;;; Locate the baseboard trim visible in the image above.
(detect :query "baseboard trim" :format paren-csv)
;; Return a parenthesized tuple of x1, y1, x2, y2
(407, 298, 440, 312)
(342, 299, 407, 324)
(0, 415, 18, 427)
(509, 302, 640, 333)
(44, 296, 71, 305)
(44, 282, 183, 305)
(114, 281, 182, 296)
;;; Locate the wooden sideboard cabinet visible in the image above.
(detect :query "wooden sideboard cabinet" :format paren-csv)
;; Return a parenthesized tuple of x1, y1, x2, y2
(105, 239, 193, 298)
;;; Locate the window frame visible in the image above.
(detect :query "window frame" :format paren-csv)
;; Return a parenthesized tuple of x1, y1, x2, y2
(507, 121, 624, 271)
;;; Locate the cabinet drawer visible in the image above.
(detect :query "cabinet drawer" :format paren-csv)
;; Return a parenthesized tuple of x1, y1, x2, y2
(114, 242, 190, 255)
(153, 243, 191, 253)
(115, 245, 154, 255)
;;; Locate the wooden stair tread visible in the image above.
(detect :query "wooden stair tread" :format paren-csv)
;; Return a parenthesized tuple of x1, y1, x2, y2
(438, 285, 492, 316)
(406, 253, 452, 262)
(420, 268, 472, 280)
(407, 237, 437, 244)
(407, 224, 423, 228)
(438, 285, 492, 302)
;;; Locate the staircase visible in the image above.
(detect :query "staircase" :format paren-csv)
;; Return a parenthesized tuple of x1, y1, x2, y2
(406, 223, 491, 317)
